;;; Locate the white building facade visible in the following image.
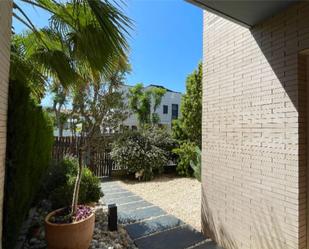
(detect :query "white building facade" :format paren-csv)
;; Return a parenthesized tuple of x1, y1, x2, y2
(53, 84, 182, 136)
(121, 84, 182, 130)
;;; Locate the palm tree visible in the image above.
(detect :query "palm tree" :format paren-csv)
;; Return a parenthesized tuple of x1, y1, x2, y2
(11, 0, 132, 137)
(13, 0, 132, 85)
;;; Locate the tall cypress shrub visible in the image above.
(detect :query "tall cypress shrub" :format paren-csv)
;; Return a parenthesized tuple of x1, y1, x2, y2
(3, 78, 53, 248)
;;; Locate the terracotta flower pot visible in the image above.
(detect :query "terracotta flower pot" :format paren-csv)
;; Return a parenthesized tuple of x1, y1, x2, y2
(45, 207, 95, 249)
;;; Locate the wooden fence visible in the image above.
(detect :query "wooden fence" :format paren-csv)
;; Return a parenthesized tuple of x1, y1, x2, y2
(52, 136, 118, 177)
(52, 136, 178, 178)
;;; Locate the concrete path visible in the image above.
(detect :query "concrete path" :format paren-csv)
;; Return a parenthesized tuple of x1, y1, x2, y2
(101, 180, 222, 249)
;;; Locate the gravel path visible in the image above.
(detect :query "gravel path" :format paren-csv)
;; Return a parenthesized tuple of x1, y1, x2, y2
(117, 175, 202, 231)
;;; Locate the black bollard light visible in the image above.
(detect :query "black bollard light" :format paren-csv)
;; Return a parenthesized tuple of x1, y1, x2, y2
(108, 204, 118, 231)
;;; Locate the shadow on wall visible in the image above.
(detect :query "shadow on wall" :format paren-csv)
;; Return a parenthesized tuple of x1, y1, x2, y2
(252, 206, 289, 249)
(201, 186, 291, 249)
(248, 3, 309, 249)
(201, 186, 238, 249)
(249, 2, 309, 113)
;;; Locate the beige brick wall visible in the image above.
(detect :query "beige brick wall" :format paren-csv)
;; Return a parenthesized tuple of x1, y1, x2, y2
(202, 3, 309, 249)
(0, 0, 12, 247)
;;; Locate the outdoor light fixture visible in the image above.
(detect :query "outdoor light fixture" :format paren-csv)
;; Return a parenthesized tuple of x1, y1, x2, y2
(108, 204, 118, 231)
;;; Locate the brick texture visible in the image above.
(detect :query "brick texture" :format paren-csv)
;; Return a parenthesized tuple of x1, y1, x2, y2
(0, 0, 12, 247)
(202, 3, 309, 249)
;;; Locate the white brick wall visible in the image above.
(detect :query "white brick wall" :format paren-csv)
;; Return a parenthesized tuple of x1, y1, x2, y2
(202, 3, 309, 249)
(0, 0, 12, 247)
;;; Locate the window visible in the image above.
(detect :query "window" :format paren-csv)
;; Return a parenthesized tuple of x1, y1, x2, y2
(163, 105, 168, 114)
(63, 121, 69, 130)
(172, 104, 179, 119)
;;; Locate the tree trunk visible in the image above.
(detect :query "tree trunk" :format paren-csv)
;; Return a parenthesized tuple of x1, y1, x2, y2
(71, 148, 83, 218)
(54, 103, 63, 137)
(55, 112, 63, 137)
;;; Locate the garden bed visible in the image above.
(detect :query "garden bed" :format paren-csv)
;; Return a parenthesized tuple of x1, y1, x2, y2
(119, 175, 202, 231)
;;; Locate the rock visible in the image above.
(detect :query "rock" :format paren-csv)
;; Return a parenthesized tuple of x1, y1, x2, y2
(40, 199, 52, 211)
(29, 238, 38, 245)
(28, 208, 37, 219)
(114, 243, 122, 249)
(39, 229, 45, 240)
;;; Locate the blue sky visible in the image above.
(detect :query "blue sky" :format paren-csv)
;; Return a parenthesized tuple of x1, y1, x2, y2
(13, 0, 203, 106)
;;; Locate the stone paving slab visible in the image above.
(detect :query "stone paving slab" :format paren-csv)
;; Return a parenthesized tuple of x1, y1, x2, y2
(102, 188, 128, 194)
(119, 206, 166, 224)
(101, 182, 119, 186)
(191, 240, 223, 249)
(105, 195, 143, 205)
(101, 183, 122, 189)
(104, 191, 136, 200)
(125, 215, 184, 240)
(102, 187, 126, 193)
(118, 200, 153, 212)
(102, 185, 124, 191)
(100, 181, 222, 249)
(134, 225, 205, 249)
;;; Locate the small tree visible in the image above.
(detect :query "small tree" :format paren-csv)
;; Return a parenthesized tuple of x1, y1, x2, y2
(70, 59, 130, 217)
(172, 142, 196, 176)
(128, 84, 166, 128)
(171, 63, 202, 179)
(172, 63, 202, 147)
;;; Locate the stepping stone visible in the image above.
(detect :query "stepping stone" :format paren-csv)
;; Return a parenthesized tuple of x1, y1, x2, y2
(102, 187, 123, 193)
(118, 200, 153, 212)
(104, 190, 132, 196)
(101, 182, 118, 185)
(134, 225, 206, 249)
(100, 181, 119, 185)
(106, 195, 142, 205)
(191, 240, 223, 249)
(119, 206, 166, 224)
(102, 188, 128, 194)
(125, 215, 183, 240)
(103, 191, 135, 200)
(101, 184, 122, 190)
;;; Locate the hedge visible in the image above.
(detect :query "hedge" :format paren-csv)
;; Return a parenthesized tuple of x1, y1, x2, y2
(3, 78, 53, 248)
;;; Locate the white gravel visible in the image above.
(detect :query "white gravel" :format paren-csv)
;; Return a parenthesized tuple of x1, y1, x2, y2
(118, 175, 202, 231)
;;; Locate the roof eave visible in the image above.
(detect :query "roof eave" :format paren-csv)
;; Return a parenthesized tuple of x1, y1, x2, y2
(186, 0, 252, 28)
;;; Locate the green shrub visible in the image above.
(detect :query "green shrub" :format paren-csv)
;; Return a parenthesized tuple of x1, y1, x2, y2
(144, 127, 178, 156)
(172, 142, 196, 176)
(171, 119, 188, 142)
(111, 128, 175, 181)
(3, 78, 53, 249)
(44, 157, 103, 209)
(190, 146, 201, 181)
(41, 157, 73, 196)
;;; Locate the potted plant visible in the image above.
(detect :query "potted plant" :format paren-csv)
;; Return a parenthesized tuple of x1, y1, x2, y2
(45, 149, 95, 249)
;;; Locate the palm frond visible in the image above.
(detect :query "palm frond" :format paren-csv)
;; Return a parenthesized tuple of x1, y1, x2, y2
(13, 0, 133, 97)
(13, 3, 38, 32)
(10, 36, 47, 101)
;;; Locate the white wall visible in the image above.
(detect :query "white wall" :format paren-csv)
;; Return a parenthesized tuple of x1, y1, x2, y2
(0, 1, 12, 247)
